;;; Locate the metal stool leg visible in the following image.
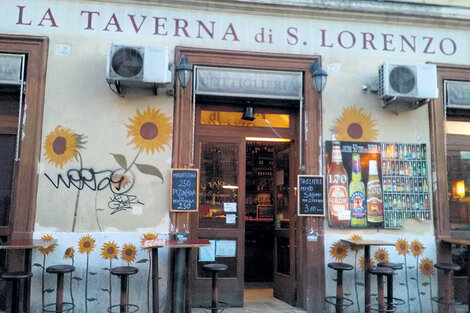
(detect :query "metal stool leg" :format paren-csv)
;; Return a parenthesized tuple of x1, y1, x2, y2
(336, 269, 343, 313)
(11, 279, 20, 313)
(386, 274, 393, 309)
(211, 270, 219, 313)
(120, 275, 129, 313)
(377, 274, 385, 313)
(55, 272, 65, 312)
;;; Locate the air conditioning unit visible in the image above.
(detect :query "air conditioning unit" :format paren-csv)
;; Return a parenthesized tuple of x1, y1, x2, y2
(378, 63, 438, 105)
(106, 44, 171, 84)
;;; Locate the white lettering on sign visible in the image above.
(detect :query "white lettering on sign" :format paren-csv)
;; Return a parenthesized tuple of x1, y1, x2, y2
(2, 0, 466, 61)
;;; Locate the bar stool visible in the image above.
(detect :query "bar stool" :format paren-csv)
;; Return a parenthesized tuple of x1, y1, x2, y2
(367, 267, 396, 313)
(325, 262, 354, 313)
(202, 263, 229, 313)
(432, 262, 462, 312)
(43, 265, 75, 312)
(377, 263, 406, 308)
(0, 271, 32, 313)
(107, 266, 139, 313)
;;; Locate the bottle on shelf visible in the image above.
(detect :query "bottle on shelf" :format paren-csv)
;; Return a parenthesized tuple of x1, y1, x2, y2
(367, 160, 384, 228)
(350, 154, 367, 228)
(327, 141, 350, 228)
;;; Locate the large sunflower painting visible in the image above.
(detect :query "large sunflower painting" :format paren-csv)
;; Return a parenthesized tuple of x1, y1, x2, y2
(121, 243, 137, 264)
(329, 241, 348, 262)
(333, 106, 378, 142)
(127, 107, 172, 154)
(44, 125, 86, 169)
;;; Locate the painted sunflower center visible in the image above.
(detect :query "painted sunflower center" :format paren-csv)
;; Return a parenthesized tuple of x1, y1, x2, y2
(337, 248, 343, 254)
(53, 136, 67, 155)
(83, 241, 91, 248)
(140, 122, 159, 140)
(107, 247, 115, 255)
(347, 123, 363, 139)
(400, 244, 406, 250)
(125, 249, 133, 256)
(65, 248, 71, 255)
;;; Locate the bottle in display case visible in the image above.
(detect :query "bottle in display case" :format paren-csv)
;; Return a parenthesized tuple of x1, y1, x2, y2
(367, 160, 384, 227)
(350, 154, 367, 227)
(328, 141, 350, 228)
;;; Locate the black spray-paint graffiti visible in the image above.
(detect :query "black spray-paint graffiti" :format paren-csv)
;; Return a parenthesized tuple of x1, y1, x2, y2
(108, 194, 144, 215)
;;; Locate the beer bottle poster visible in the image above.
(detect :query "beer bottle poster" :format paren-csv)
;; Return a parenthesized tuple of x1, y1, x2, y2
(325, 141, 430, 229)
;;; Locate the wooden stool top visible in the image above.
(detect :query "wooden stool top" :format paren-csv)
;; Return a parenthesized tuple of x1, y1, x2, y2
(368, 267, 394, 276)
(378, 262, 403, 270)
(1, 271, 33, 280)
(434, 262, 461, 272)
(327, 262, 353, 271)
(110, 266, 138, 276)
(46, 265, 75, 274)
(203, 263, 228, 272)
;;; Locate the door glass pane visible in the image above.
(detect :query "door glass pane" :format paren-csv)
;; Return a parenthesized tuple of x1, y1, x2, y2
(199, 142, 239, 228)
(274, 148, 290, 229)
(276, 237, 290, 275)
(0, 88, 20, 116)
(0, 135, 15, 226)
(197, 238, 237, 278)
(447, 121, 470, 231)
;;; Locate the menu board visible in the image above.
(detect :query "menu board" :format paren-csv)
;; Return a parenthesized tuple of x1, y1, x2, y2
(325, 141, 430, 229)
(297, 175, 325, 216)
(170, 169, 199, 212)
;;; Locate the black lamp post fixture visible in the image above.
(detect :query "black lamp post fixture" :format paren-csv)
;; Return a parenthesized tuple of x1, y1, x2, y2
(310, 61, 328, 96)
(176, 55, 192, 89)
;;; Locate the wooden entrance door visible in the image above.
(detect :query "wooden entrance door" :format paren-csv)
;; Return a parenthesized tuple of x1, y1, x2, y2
(191, 135, 246, 307)
(273, 142, 297, 305)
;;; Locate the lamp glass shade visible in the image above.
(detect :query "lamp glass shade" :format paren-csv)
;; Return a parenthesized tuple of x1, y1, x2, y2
(242, 107, 255, 121)
(312, 68, 328, 94)
(176, 55, 192, 88)
(452, 180, 466, 199)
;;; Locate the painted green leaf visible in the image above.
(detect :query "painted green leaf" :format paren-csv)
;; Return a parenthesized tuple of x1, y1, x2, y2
(73, 276, 83, 281)
(410, 298, 416, 301)
(420, 292, 426, 295)
(422, 282, 430, 286)
(356, 282, 364, 286)
(410, 277, 417, 280)
(344, 293, 351, 296)
(32, 263, 43, 268)
(87, 298, 98, 302)
(89, 272, 97, 275)
(135, 163, 164, 182)
(44, 289, 55, 293)
(111, 153, 127, 169)
(137, 259, 149, 264)
(399, 283, 405, 286)
(408, 266, 415, 269)
(102, 288, 110, 293)
(102, 267, 110, 271)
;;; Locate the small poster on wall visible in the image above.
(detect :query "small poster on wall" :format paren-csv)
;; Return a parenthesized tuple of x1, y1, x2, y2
(325, 141, 430, 229)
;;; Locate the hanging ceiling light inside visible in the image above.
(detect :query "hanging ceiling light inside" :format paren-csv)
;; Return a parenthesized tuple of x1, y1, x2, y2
(242, 106, 255, 121)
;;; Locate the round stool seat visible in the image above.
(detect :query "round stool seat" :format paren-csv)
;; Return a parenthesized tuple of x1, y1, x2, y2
(434, 262, 461, 272)
(1, 271, 32, 280)
(110, 266, 138, 277)
(203, 263, 228, 273)
(378, 262, 403, 270)
(368, 267, 394, 276)
(46, 265, 75, 274)
(328, 262, 353, 271)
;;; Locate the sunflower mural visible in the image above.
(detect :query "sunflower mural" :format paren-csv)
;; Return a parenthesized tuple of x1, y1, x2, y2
(410, 240, 425, 313)
(44, 125, 87, 232)
(63, 246, 75, 309)
(33, 234, 58, 310)
(121, 243, 137, 264)
(395, 238, 411, 312)
(374, 248, 390, 264)
(329, 241, 348, 262)
(141, 233, 157, 313)
(420, 257, 435, 313)
(101, 241, 119, 309)
(333, 106, 378, 142)
(359, 255, 375, 270)
(78, 235, 97, 313)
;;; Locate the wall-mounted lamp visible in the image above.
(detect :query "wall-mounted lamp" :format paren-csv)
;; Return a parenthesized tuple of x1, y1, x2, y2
(242, 106, 255, 121)
(175, 55, 192, 89)
(310, 61, 328, 96)
(452, 180, 466, 199)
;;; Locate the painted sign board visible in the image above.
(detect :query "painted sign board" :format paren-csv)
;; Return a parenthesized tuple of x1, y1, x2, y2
(170, 169, 199, 212)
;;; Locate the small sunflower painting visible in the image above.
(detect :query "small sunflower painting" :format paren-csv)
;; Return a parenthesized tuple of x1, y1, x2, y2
(78, 235, 96, 255)
(349, 234, 363, 252)
(127, 107, 172, 154)
(333, 106, 378, 142)
(395, 238, 409, 256)
(359, 255, 375, 270)
(141, 233, 158, 251)
(101, 241, 119, 260)
(121, 243, 137, 264)
(44, 125, 86, 169)
(419, 257, 434, 277)
(64, 247, 74, 260)
(374, 248, 390, 264)
(329, 241, 348, 262)
(38, 234, 57, 256)
(410, 240, 424, 257)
